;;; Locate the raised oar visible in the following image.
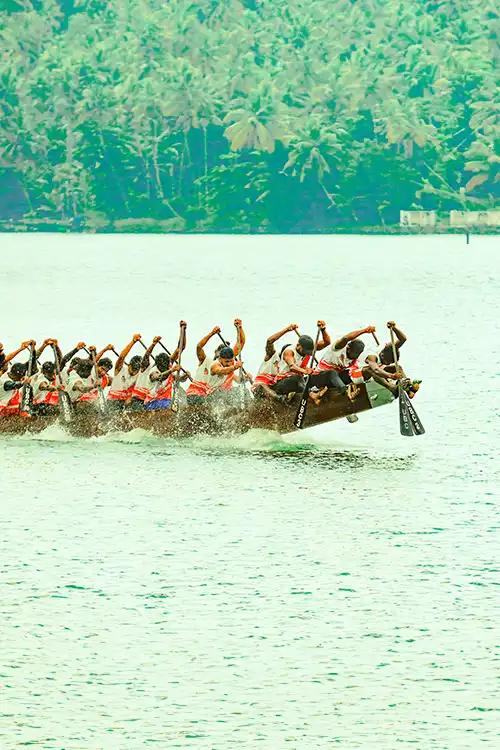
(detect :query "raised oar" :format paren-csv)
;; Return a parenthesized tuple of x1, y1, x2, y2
(156, 339, 192, 382)
(51, 343, 73, 423)
(137, 339, 191, 381)
(20, 342, 36, 416)
(390, 326, 413, 437)
(111, 346, 130, 367)
(294, 326, 322, 429)
(170, 324, 186, 413)
(90, 348, 107, 416)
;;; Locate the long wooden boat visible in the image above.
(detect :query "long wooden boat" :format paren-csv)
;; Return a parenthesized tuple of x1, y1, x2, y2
(0, 380, 394, 438)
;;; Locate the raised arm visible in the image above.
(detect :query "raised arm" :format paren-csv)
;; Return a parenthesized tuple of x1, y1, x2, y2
(335, 325, 376, 350)
(233, 319, 245, 356)
(141, 336, 161, 371)
(196, 326, 220, 364)
(60, 341, 86, 370)
(96, 343, 115, 363)
(169, 321, 187, 363)
(264, 323, 298, 360)
(5, 340, 32, 364)
(115, 333, 141, 374)
(36, 338, 52, 358)
(387, 321, 407, 348)
(316, 320, 331, 351)
(50, 339, 63, 365)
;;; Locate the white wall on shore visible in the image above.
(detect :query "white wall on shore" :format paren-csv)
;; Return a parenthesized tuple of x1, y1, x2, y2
(449, 210, 500, 227)
(400, 209, 499, 227)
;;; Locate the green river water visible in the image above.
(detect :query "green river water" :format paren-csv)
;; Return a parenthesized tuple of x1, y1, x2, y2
(1, 234, 498, 748)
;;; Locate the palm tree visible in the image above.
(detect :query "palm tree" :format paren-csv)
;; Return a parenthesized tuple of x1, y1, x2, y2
(223, 83, 288, 153)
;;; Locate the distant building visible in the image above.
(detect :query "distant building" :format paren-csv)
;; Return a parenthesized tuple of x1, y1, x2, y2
(400, 210, 437, 227)
(449, 210, 500, 227)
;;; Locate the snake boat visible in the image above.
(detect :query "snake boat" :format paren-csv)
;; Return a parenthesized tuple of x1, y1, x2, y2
(0, 380, 394, 438)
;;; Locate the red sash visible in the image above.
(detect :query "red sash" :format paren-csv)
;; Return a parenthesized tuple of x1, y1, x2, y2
(0, 389, 21, 415)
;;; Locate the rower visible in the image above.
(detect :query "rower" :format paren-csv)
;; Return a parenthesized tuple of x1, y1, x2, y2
(208, 346, 243, 398)
(186, 320, 245, 404)
(379, 321, 407, 367)
(66, 359, 97, 407)
(143, 353, 183, 411)
(312, 325, 377, 396)
(252, 323, 299, 399)
(257, 322, 329, 400)
(107, 334, 143, 410)
(129, 335, 162, 409)
(60, 342, 87, 385)
(364, 321, 408, 394)
(32, 362, 61, 416)
(0, 362, 29, 416)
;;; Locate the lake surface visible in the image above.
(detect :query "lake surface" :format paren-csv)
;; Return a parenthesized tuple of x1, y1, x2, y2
(1, 233, 498, 749)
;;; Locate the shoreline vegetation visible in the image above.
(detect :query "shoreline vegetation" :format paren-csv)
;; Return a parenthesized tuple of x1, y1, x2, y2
(0, 2, 498, 234)
(0, 219, 497, 236)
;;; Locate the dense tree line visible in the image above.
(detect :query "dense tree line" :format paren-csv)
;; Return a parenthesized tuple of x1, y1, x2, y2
(0, 0, 498, 231)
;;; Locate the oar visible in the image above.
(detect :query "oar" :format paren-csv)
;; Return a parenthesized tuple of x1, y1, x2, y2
(51, 343, 73, 423)
(90, 348, 107, 415)
(216, 330, 247, 407)
(294, 326, 322, 429)
(156, 339, 192, 382)
(390, 326, 413, 437)
(401, 388, 425, 435)
(20, 342, 35, 415)
(170, 324, 186, 413)
(111, 346, 130, 368)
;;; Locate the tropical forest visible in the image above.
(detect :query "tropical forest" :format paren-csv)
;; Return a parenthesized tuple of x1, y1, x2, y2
(0, 0, 498, 232)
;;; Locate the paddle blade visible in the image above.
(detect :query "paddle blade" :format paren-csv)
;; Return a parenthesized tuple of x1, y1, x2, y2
(171, 385, 179, 413)
(401, 390, 425, 435)
(294, 381, 310, 429)
(59, 391, 73, 424)
(21, 384, 33, 415)
(399, 388, 414, 436)
(97, 388, 107, 415)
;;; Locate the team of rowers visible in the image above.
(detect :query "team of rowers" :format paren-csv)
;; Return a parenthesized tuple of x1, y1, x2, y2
(0, 319, 408, 417)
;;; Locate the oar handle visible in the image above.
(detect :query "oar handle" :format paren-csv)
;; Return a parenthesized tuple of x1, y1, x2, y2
(158, 339, 192, 381)
(51, 343, 65, 386)
(371, 332, 380, 347)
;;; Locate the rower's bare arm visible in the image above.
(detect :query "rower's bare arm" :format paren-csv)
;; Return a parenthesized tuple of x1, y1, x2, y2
(387, 321, 407, 347)
(233, 319, 245, 356)
(170, 320, 187, 363)
(335, 326, 376, 350)
(60, 342, 84, 371)
(365, 361, 401, 380)
(141, 336, 161, 370)
(95, 343, 114, 362)
(51, 340, 63, 365)
(265, 323, 298, 360)
(283, 348, 310, 375)
(316, 321, 330, 351)
(5, 340, 31, 364)
(36, 338, 52, 358)
(116, 333, 141, 374)
(196, 326, 220, 364)
(39, 379, 57, 392)
(211, 361, 242, 376)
